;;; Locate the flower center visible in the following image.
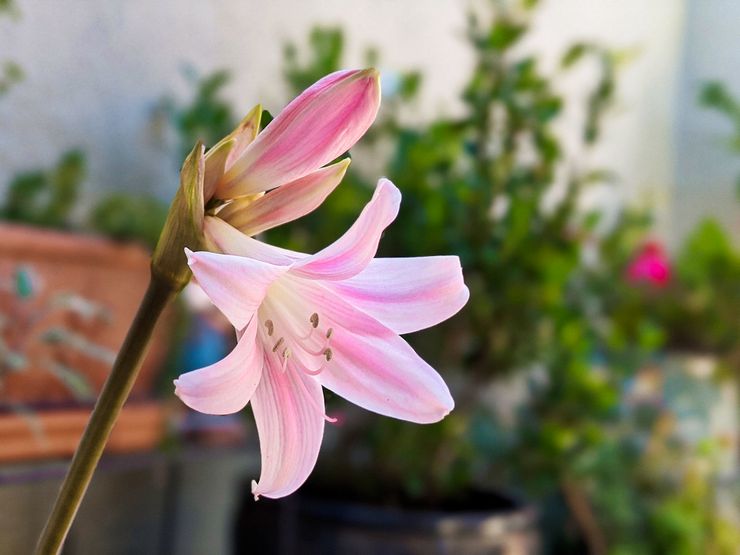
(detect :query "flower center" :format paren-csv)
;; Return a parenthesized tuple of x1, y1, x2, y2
(261, 311, 336, 423)
(263, 313, 334, 374)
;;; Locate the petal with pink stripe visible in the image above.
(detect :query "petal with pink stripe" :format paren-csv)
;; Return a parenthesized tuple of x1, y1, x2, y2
(277, 276, 454, 424)
(250, 354, 325, 499)
(185, 248, 287, 330)
(219, 158, 350, 235)
(216, 69, 380, 198)
(174, 318, 263, 415)
(291, 178, 400, 281)
(325, 256, 469, 334)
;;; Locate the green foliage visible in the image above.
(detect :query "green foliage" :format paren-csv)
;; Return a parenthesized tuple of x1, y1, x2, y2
(0, 148, 169, 247)
(269, 6, 639, 521)
(157, 7, 738, 550)
(0, 1, 22, 95)
(0, 60, 23, 96)
(700, 81, 740, 153)
(583, 413, 740, 555)
(160, 68, 238, 164)
(661, 219, 740, 360)
(1, 150, 85, 229)
(699, 81, 740, 197)
(89, 193, 168, 248)
(0, 0, 17, 16)
(284, 27, 344, 93)
(560, 43, 621, 144)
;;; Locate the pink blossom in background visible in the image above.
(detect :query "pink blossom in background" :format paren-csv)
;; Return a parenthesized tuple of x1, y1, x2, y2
(175, 179, 468, 500)
(626, 241, 671, 287)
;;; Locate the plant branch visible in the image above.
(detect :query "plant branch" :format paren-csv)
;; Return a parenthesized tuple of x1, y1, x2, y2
(561, 477, 608, 555)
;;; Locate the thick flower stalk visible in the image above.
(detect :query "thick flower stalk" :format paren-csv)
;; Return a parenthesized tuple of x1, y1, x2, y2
(176, 179, 468, 499)
(35, 68, 381, 554)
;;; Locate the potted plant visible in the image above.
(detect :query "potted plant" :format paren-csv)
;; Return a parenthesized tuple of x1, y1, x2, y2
(0, 149, 172, 462)
(229, 2, 637, 552)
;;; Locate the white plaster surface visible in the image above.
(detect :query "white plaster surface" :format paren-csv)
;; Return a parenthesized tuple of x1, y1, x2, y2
(0, 0, 736, 244)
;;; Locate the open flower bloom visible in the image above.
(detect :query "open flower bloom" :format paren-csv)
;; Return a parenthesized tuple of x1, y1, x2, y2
(198, 68, 381, 237)
(175, 179, 469, 499)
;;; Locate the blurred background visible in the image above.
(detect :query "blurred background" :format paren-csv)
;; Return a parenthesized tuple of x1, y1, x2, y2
(1, 0, 739, 553)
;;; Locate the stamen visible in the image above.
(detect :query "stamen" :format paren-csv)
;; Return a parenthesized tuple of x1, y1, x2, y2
(297, 330, 333, 357)
(296, 358, 326, 376)
(264, 320, 274, 336)
(280, 348, 291, 372)
(272, 337, 284, 352)
(296, 313, 319, 341)
(323, 348, 333, 362)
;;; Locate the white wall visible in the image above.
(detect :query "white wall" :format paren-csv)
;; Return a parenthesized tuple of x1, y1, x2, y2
(2, 0, 730, 246)
(674, 0, 740, 244)
(0, 0, 470, 205)
(526, 0, 686, 241)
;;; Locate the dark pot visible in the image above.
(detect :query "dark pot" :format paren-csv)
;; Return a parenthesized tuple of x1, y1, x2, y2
(234, 489, 539, 555)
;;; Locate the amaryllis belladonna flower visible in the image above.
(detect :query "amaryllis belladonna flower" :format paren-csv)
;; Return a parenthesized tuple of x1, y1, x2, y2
(175, 179, 468, 499)
(199, 68, 380, 235)
(626, 241, 671, 287)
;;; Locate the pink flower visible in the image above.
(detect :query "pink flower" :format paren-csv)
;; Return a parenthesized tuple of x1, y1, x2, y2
(175, 179, 468, 499)
(153, 70, 378, 300)
(626, 241, 671, 287)
(202, 68, 381, 214)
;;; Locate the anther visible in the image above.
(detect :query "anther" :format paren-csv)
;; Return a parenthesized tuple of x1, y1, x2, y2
(325, 328, 333, 339)
(272, 337, 284, 352)
(264, 320, 274, 336)
(310, 313, 319, 328)
(280, 350, 289, 372)
(323, 348, 333, 362)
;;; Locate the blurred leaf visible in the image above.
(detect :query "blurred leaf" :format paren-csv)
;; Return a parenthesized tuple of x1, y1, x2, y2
(1, 149, 86, 229)
(284, 27, 344, 93)
(0, 60, 23, 95)
(561, 44, 587, 68)
(45, 361, 95, 401)
(487, 20, 525, 50)
(89, 192, 168, 248)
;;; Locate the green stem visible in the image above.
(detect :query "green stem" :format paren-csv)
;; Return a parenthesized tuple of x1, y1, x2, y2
(34, 273, 176, 555)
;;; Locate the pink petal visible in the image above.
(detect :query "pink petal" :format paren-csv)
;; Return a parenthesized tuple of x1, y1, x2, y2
(204, 216, 305, 265)
(277, 277, 454, 424)
(224, 104, 263, 171)
(291, 178, 400, 281)
(218, 159, 351, 235)
(325, 256, 469, 334)
(184, 248, 287, 330)
(203, 139, 233, 202)
(173, 317, 263, 415)
(216, 69, 380, 198)
(203, 105, 262, 201)
(250, 353, 325, 499)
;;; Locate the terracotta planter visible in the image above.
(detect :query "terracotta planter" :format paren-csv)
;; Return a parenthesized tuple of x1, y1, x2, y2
(0, 223, 171, 406)
(0, 401, 165, 463)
